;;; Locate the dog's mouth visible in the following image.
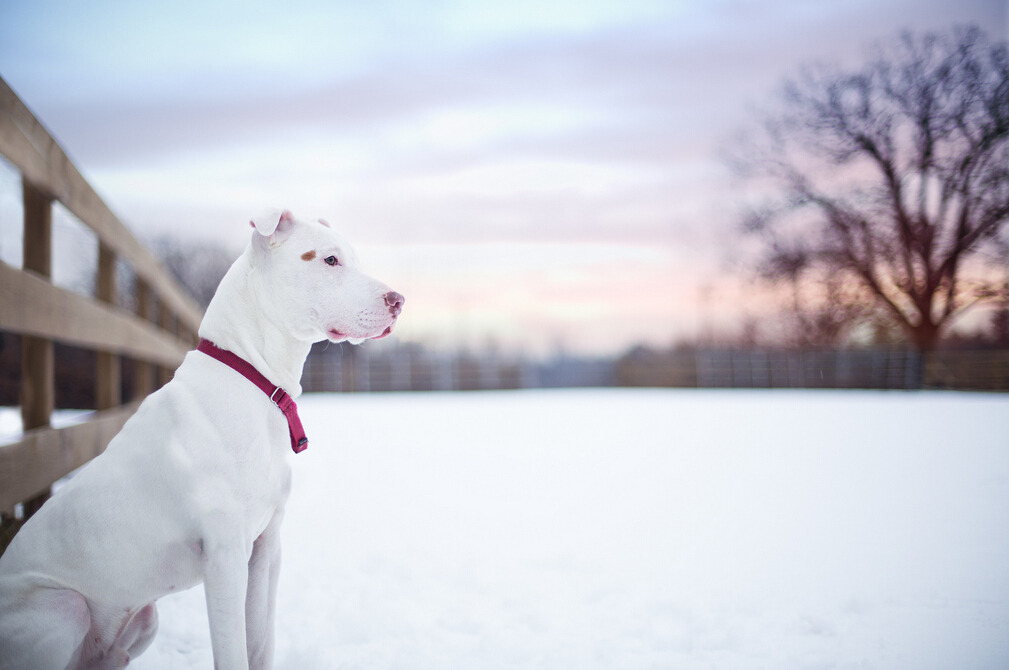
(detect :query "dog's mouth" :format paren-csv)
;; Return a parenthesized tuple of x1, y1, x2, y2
(327, 323, 395, 342)
(327, 328, 357, 344)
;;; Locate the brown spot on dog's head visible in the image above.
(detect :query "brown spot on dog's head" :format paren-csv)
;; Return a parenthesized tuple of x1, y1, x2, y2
(301, 250, 317, 261)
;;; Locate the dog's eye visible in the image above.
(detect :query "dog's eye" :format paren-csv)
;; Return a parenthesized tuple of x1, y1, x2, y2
(325, 256, 339, 266)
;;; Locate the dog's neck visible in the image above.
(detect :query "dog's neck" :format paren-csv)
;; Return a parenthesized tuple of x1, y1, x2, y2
(198, 249, 311, 398)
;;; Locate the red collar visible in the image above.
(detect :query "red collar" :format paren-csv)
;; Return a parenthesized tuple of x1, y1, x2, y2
(197, 338, 308, 454)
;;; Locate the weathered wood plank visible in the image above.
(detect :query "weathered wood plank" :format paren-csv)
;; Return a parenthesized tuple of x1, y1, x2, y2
(133, 279, 154, 398)
(0, 261, 189, 367)
(0, 75, 203, 333)
(158, 300, 175, 387)
(95, 243, 121, 410)
(19, 180, 57, 520)
(20, 181, 54, 433)
(20, 336, 53, 430)
(21, 181, 51, 278)
(0, 401, 142, 513)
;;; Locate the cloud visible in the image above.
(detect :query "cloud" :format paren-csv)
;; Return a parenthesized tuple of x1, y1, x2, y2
(10, 0, 1003, 172)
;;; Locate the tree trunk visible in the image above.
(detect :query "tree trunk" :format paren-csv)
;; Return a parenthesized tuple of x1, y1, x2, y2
(909, 321, 940, 353)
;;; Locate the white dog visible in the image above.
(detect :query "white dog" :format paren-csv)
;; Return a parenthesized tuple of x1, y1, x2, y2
(0, 211, 403, 669)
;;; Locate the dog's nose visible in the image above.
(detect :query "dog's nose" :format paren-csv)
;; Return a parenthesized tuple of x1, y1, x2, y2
(384, 291, 404, 316)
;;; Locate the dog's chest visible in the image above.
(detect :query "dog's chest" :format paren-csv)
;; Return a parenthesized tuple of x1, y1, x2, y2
(139, 355, 296, 535)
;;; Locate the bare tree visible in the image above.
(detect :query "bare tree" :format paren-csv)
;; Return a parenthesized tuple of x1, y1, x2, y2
(736, 27, 1009, 351)
(150, 236, 237, 311)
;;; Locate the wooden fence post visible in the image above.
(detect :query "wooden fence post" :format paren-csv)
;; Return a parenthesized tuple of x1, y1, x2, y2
(158, 301, 173, 387)
(133, 279, 154, 398)
(20, 181, 54, 517)
(96, 243, 121, 410)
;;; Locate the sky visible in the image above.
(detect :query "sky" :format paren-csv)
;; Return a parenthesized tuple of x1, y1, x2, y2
(0, 0, 1006, 356)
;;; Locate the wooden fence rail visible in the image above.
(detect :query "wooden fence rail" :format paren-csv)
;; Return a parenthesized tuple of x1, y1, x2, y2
(0, 75, 203, 520)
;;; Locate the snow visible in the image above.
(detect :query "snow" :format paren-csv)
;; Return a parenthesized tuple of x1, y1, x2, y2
(13, 390, 1009, 669)
(0, 408, 94, 445)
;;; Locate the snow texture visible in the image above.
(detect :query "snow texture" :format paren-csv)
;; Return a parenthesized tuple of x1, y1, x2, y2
(28, 390, 1009, 669)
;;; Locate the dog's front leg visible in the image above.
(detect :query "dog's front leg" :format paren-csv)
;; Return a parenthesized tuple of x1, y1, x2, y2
(203, 532, 252, 670)
(246, 513, 283, 670)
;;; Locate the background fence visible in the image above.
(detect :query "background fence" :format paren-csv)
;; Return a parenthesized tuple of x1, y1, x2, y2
(301, 342, 1009, 393)
(616, 347, 1009, 391)
(301, 343, 615, 393)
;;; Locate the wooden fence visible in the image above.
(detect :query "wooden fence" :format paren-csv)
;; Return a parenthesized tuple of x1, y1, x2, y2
(0, 75, 203, 530)
(617, 347, 1009, 391)
(300, 342, 616, 392)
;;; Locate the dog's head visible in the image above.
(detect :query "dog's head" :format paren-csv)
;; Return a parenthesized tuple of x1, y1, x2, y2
(250, 210, 403, 345)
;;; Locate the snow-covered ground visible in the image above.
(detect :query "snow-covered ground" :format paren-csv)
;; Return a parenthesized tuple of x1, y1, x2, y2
(8, 390, 1009, 669)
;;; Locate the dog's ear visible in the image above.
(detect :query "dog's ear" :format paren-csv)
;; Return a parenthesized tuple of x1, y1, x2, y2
(250, 210, 296, 248)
